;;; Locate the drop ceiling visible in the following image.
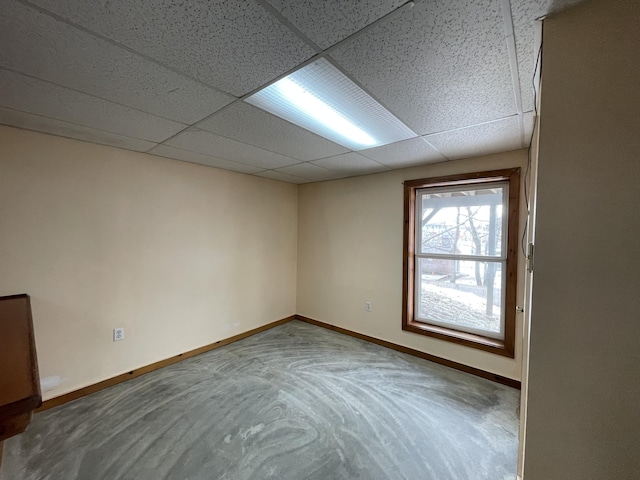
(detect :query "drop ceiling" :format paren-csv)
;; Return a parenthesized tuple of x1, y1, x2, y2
(0, 0, 585, 184)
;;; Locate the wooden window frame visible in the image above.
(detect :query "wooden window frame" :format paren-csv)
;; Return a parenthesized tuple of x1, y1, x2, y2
(402, 168, 520, 358)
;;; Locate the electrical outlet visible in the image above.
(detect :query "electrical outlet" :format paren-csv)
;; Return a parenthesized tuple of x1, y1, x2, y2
(113, 327, 124, 342)
(365, 301, 372, 312)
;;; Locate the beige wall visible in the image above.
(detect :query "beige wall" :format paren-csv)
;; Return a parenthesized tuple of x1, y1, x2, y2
(523, 0, 640, 478)
(297, 150, 529, 381)
(0, 125, 298, 400)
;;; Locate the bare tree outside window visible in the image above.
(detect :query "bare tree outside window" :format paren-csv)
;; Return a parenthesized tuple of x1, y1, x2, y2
(416, 185, 505, 337)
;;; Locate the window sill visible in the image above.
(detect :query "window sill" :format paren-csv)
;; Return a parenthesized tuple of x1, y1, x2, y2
(402, 319, 514, 358)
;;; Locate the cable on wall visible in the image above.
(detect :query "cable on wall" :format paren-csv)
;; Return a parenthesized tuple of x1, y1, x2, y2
(521, 38, 543, 258)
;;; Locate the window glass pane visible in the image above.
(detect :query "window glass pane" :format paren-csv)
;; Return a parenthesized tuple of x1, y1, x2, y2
(416, 258, 504, 337)
(418, 186, 504, 257)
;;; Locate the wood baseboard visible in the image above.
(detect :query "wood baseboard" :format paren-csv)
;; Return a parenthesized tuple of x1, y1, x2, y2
(37, 316, 296, 412)
(38, 313, 519, 413)
(295, 315, 521, 389)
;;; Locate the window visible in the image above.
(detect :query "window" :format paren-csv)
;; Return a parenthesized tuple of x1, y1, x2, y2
(402, 169, 520, 357)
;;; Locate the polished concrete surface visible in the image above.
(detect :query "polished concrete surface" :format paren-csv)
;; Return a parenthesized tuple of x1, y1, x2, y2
(1, 321, 520, 480)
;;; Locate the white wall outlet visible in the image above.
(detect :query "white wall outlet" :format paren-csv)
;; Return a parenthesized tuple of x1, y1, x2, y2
(365, 301, 372, 312)
(113, 327, 124, 342)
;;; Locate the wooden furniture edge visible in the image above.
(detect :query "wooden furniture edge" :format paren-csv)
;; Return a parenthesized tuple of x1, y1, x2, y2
(295, 315, 521, 389)
(0, 395, 42, 419)
(37, 315, 296, 412)
(0, 294, 41, 449)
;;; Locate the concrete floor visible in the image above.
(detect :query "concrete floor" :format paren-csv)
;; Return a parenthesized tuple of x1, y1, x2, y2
(1, 321, 520, 480)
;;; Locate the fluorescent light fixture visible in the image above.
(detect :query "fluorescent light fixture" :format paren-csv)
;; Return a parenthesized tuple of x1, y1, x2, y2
(276, 78, 376, 147)
(246, 58, 416, 150)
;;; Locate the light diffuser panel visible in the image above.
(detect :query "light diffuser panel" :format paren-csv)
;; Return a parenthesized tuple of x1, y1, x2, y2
(245, 58, 416, 150)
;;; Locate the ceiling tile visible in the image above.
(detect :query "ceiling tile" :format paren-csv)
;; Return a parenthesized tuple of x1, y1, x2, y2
(148, 145, 264, 174)
(0, 107, 156, 152)
(197, 101, 348, 161)
(29, 0, 315, 96)
(164, 129, 300, 169)
(254, 170, 310, 184)
(0, 69, 186, 142)
(360, 137, 447, 167)
(330, 0, 517, 135)
(424, 116, 522, 160)
(312, 152, 389, 175)
(0, 1, 234, 124)
(266, 0, 405, 49)
(275, 163, 347, 181)
(511, 0, 586, 112)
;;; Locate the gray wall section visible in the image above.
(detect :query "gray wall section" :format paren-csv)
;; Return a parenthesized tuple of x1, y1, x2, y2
(524, 0, 640, 478)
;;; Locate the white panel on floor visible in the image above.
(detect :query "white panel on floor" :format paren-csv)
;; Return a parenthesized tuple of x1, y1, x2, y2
(148, 145, 265, 174)
(0, 107, 157, 152)
(164, 129, 300, 170)
(330, 0, 517, 135)
(28, 0, 315, 96)
(0, 69, 186, 142)
(197, 102, 348, 161)
(0, 0, 234, 124)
